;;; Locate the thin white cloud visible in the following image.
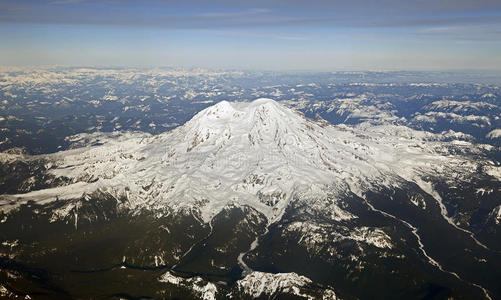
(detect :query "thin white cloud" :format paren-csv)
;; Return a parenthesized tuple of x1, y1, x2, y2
(198, 8, 271, 18)
(202, 29, 309, 41)
(49, 0, 84, 5)
(416, 24, 501, 41)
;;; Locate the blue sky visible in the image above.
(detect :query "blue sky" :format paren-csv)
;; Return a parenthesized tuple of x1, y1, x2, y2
(1, 0, 501, 70)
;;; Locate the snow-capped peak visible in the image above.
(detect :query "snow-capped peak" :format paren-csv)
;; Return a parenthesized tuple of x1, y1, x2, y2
(1, 98, 485, 223)
(183, 98, 304, 150)
(189, 98, 286, 124)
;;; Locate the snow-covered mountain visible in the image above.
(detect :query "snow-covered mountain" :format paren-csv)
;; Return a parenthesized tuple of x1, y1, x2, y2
(2, 98, 496, 225)
(1, 98, 501, 299)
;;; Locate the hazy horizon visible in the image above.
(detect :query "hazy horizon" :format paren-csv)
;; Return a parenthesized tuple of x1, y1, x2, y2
(1, 0, 501, 71)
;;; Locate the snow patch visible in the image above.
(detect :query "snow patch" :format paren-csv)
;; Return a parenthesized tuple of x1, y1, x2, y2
(491, 205, 501, 225)
(486, 129, 501, 139)
(484, 166, 501, 180)
(159, 272, 218, 300)
(236, 271, 338, 299)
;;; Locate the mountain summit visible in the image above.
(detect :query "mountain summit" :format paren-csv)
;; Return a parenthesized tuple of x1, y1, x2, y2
(2, 98, 487, 223)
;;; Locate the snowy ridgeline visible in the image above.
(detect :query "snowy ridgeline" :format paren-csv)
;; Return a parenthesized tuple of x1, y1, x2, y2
(1, 98, 499, 225)
(159, 270, 338, 300)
